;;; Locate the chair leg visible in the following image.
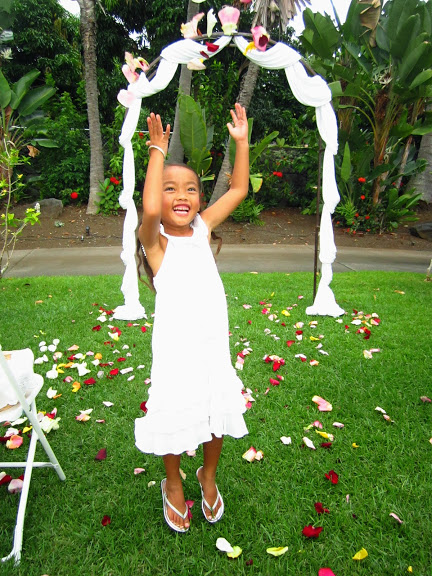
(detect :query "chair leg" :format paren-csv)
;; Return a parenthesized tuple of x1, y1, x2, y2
(1, 420, 38, 565)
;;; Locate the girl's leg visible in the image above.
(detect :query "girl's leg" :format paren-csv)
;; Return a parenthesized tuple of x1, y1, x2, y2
(197, 435, 224, 520)
(162, 454, 190, 530)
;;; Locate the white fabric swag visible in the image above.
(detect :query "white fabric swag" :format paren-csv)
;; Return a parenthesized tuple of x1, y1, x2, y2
(113, 35, 344, 321)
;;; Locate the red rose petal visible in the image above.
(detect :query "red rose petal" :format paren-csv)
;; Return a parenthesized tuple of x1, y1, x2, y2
(0, 474, 12, 486)
(315, 502, 330, 514)
(95, 448, 107, 461)
(286, 340, 295, 347)
(84, 378, 97, 386)
(324, 469, 339, 484)
(302, 524, 323, 538)
(140, 401, 148, 413)
(109, 368, 119, 376)
(269, 378, 280, 386)
(101, 515, 111, 526)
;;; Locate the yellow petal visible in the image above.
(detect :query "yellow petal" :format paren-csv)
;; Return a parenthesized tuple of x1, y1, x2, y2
(352, 442, 360, 448)
(281, 310, 291, 316)
(407, 567, 413, 572)
(227, 546, 242, 558)
(310, 336, 320, 341)
(23, 426, 32, 434)
(95, 353, 103, 360)
(243, 41, 256, 55)
(352, 547, 368, 561)
(267, 546, 288, 557)
(72, 381, 81, 393)
(316, 430, 334, 441)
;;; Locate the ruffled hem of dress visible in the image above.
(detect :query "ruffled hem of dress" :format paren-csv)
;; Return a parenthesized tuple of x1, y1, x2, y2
(135, 413, 248, 456)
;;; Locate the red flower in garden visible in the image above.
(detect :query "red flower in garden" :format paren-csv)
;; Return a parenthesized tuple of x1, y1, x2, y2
(365, 215, 370, 220)
(358, 177, 366, 184)
(272, 171, 283, 178)
(70, 191, 79, 200)
(110, 177, 120, 185)
(138, 131, 144, 139)
(355, 213, 359, 218)
(360, 195, 366, 200)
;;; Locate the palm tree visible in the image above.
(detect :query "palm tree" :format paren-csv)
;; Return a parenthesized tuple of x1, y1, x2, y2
(209, 0, 310, 205)
(75, 0, 105, 215)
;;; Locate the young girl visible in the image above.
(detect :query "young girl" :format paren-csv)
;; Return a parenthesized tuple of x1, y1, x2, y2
(135, 104, 249, 533)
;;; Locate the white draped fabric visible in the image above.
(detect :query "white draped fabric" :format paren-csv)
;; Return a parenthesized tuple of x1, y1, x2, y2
(114, 34, 344, 320)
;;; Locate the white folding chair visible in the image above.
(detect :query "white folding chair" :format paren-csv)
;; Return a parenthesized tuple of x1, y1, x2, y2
(0, 347, 66, 565)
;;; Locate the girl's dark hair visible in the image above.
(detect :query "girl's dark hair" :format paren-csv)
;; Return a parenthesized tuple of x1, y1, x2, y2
(136, 237, 156, 292)
(136, 163, 222, 291)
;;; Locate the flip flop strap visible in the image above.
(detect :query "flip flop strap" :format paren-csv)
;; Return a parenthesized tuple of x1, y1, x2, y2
(202, 489, 221, 515)
(164, 491, 188, 520)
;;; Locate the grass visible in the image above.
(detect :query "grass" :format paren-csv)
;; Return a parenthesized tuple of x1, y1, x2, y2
(0, 271, 431, 576)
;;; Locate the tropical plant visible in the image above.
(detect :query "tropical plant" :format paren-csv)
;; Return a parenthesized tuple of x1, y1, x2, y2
(179, 93, 215, 183)
(300, 0, 432, 210)
(0, 68, 56, 186)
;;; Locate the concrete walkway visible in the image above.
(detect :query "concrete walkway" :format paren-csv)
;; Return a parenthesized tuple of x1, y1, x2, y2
(5, 244, 431, 277)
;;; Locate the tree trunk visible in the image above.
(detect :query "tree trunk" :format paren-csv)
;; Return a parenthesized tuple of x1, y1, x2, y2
(409, 105, 432, 204)
(209, 61, 260, 205)
(78, 0, 105, 215)
(168, 0, 199, 163)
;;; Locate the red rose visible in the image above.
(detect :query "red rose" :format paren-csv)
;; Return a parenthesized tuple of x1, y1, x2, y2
(70, 191, 79, 200)
(360, 195, 366, 200)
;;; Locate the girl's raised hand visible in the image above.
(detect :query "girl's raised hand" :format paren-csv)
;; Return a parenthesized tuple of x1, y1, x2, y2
(227, 103, 248, 144)
(146, 113, 171, 157)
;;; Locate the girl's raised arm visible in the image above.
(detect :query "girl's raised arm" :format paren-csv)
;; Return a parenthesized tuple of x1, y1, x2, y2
(138, 113, 170, 255)
(201, 104, 249, 232)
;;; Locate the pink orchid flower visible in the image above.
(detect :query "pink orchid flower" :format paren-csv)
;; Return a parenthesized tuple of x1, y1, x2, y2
(252, 26, 270, 51)
(218, 6, 240, 35)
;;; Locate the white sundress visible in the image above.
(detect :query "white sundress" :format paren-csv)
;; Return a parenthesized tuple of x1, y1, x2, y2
(135, 214, 248, 456)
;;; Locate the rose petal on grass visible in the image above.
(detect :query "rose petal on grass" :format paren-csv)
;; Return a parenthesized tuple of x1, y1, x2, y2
(72, 381, 81, 393)
(280, 436, 292, 445)
(333, 422, 344, 428)
(389, 512, 403, 524)
(266, 546, 288, 556)
(134, 468, 145, 475)
(95, 448, 107, 461)
(216, 537, 234, 553)
(227, 546, 242, 559)
(316, 431, 334, 441)
(242, 446, 257, 462)
(420, 396, 431, 403)
(101, 515, 111, 526)
(352, 548, 368, 560)
(318, 569, 336, 576)
(302, 525, 323, 538)
(286, 340, 295, 347)
(84, 377, 97, 386)
(0, 473, 13, 486)
(315, 502, 330, 514)
(325, 469, 339, 484)
(302, 437, 316, 450)
(8, 478, 24, 493)
(103, 401, 114, 407)
(312, 396, 333, 412)
(352, 443, 360, 448)
(140, 402, 148, 413)
(6, 435, 23, 449)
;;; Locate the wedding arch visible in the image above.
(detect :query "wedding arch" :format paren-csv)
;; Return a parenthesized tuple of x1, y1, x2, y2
(112, 31, 345, 321)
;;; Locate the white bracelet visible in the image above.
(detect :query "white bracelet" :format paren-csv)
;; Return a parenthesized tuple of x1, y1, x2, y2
(148, 145, 166, 159)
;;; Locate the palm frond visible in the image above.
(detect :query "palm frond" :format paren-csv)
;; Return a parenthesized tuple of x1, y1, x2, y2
(252, 0, 312, 28)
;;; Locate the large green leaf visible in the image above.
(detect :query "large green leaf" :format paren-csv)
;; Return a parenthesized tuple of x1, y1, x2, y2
(301, 9, 340, 60)
(178, 94, 207, 158)
(189, 148, 212, 177)
(398, 41, 430, 84)
(409, 69, 432, 91)
(250, 131, 279, 168)
(18, 86, 56, 117)
(31, 138, 59, 148)
(10, 70, 41, 110)
(0, 69, 11, 109)
(390, 14, 420, 60)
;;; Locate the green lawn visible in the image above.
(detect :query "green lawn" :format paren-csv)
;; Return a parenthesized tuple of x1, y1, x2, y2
(1, 272, 431, 575)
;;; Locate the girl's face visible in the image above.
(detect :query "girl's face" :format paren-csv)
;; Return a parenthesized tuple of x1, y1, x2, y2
(161, 165, 201, 235)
